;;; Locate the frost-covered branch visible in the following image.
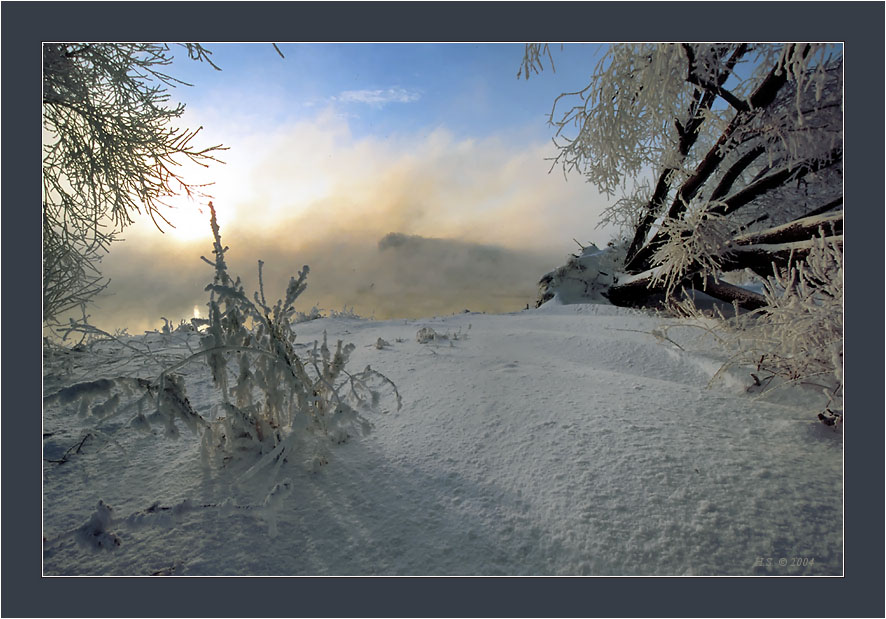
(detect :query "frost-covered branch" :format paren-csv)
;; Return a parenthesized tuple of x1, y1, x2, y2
(44, 201, 401, 481)
(732, 212, 842, 247)
(682, 43, 749, 113)
(709, 148, 842, 218)
(43, 43, 227, 324)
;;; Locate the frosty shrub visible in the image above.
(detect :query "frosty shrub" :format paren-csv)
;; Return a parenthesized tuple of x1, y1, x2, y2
(661, 232, 843, 421)
(327, 305, 364, 320)
(44, 202, 400, 475)
(415, 327, 439, 344)
(733, 234, 843, 405)
(192, 202, 401, 471)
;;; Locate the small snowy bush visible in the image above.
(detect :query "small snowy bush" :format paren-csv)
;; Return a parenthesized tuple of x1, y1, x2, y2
(415, 327, 439, 344)
(195, 202, 400, 469)
(664, 233, 843, 422)
(293, 306, 324, 323)
(415, 325, 469, 345)
(375, 337, 391, 350)
(44, 202, 400, 476)
(733, 233, 843, 407)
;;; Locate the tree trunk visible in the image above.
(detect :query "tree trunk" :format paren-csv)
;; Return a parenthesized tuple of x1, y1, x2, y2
(624, 45, 812, 275)
(624, 44, 750, 264)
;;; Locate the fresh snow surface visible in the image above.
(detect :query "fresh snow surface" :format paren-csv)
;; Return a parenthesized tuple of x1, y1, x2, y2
(42, 303, 842, 576)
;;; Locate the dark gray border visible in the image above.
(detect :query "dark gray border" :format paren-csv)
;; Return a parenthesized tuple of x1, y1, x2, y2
(6, 2, 883, 617)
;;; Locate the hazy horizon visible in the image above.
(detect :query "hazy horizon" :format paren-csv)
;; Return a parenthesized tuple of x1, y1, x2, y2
(55, 43, 617, 334)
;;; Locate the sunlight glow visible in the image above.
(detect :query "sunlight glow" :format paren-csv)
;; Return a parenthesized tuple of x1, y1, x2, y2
(161, 194, 232, 242)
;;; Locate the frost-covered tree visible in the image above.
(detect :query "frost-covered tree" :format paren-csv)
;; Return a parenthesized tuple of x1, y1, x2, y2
(522, 43, 842, 309)
(42, 43, 226, 324)
(525, 44, 843, 407)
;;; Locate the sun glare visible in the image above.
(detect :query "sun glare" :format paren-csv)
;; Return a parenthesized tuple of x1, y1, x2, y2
(161, 195, 232, 243)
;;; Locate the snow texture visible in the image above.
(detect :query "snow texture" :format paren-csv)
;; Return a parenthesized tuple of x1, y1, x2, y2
(537, 244, 622, 306)
(43, 305, 842, 575)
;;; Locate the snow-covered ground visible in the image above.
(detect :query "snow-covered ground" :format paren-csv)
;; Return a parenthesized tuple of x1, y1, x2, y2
(42, 303, 842, 576)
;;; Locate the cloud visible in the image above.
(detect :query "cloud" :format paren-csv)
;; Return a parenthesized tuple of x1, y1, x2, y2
(334, 87, 421, 106)
(86, 109, 614, 333)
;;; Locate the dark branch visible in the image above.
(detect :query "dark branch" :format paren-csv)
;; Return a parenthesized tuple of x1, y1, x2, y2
(709, 146, 765, 202)
(710, 148, 842, 217)
(43, 433, 93, 465)
(803, 196, 843, 218)
(720, 235, 843, 278)
(682, 44, 749, 113)
(607, 234, 842, 309)
(604, 271, 767, 311)
(625, 45, 807, 274)
(624, 44, 750, 266)
(694, 275, 767, 310)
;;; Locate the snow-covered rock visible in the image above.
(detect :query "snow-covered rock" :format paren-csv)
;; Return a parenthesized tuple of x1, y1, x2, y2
(536, 243, 624, 307)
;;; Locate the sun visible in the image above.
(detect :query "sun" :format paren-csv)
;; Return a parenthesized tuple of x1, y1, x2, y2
(159, 195, 233, 243)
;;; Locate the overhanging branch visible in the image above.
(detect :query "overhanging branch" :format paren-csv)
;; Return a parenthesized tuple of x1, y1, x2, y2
(624, 44, 750, 265)
(607, 234, 842, 309)
(625, 46, 803, 274)
(710, 148, 842, 217)
(732, 212, 842, 246)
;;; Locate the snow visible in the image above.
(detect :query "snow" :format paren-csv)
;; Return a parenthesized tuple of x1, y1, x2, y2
(537, 243, 624, 307)
(42, 303, 842, 576)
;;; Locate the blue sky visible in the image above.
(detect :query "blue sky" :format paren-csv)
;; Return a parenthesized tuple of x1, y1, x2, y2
(167, 43, 604, 141)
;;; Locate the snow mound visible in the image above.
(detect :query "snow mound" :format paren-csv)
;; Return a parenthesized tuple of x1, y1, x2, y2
(74, 501, 121, 551)
(536, 243, 623, 307)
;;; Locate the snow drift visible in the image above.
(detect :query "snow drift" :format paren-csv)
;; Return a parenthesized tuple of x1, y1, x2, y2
(43, 304, 842, 576)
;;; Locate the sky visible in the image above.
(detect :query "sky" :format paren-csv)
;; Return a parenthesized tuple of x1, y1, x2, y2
(87, 43, 618, 333)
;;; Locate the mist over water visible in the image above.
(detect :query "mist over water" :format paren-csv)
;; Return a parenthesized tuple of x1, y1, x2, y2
(82, 230, 565, 333)
(64, 110, 611, 334)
